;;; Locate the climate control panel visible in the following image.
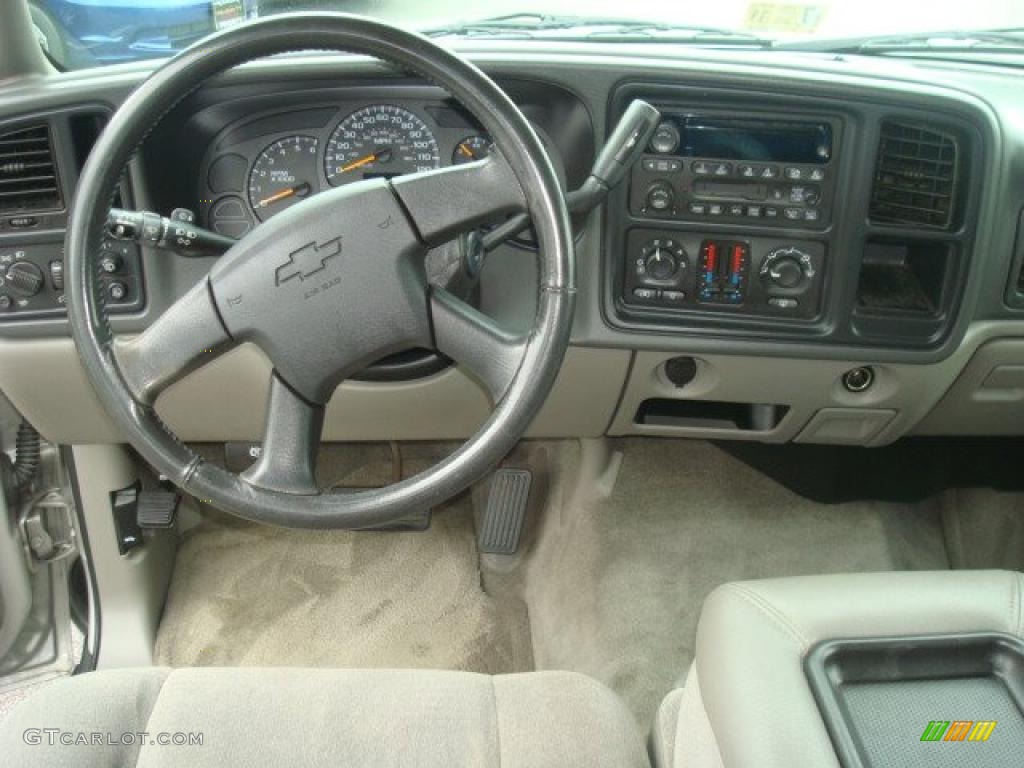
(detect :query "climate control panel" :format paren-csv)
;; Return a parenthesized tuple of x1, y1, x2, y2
(0, 238, 145, 320)
(622, 229, 825, 319)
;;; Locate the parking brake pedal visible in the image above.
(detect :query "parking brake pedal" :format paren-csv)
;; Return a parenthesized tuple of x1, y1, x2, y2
(136, 490, 180, 529)
(478, 469, 532, 555)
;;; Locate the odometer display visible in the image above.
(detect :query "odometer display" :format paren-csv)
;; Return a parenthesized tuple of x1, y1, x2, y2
(324, 105, 440, 186)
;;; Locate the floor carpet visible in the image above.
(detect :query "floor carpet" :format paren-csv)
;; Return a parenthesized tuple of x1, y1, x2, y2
(155, 438, 1014, 730)
(154, 499, 534, 673)
(520, 439, 951, 726)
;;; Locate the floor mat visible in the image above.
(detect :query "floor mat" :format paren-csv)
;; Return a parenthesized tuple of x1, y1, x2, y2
(154, 495, 533, 674)
(521, 439, 952, 727)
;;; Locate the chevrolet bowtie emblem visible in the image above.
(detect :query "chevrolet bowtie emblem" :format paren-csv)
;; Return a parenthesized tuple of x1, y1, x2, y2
(275, 237, 342, 286)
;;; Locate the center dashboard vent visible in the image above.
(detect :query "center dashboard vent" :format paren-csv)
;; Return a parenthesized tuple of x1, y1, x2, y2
(869, 121, 960, 230)
(0, 124, 62, 215)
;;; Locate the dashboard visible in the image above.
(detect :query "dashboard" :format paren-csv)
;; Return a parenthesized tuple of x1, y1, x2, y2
(0, 44, 1023, 446)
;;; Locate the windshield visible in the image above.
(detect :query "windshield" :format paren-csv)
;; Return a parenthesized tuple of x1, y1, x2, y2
(28, 0, 1024, 69)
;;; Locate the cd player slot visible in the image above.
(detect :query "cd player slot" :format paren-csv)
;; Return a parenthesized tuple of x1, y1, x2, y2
(693, 181, 768, 201)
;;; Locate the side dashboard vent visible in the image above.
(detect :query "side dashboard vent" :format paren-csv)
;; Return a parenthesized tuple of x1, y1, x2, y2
(0, 124, 61, 215)
(870, 121, 960, 229)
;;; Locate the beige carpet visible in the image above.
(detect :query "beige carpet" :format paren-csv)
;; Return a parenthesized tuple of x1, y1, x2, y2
(156, 438, 1001, 729)
(155, 443, 534, 674)
(519, 439, 952, 727)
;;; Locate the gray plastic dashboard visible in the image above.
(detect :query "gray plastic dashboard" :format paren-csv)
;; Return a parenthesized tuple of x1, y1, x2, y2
(1, 42, 1023, 445)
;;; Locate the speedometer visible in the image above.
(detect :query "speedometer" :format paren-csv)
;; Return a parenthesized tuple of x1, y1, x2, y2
(324, 105, 441, 187)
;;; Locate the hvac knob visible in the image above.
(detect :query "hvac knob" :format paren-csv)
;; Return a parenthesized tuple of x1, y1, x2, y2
(4, 261, 44, 298)
(761, 246, 813, 290)
(637, 239, 686, 283)
(645, 181, 674, 212)
(645, 246, 678, 280)
(768, 257, 804, 288)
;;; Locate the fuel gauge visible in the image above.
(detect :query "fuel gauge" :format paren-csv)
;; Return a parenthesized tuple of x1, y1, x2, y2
(452, 135, 493, 165)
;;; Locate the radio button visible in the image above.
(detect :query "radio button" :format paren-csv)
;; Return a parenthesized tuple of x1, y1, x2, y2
(650, 122, 681, 154)
(738, 164, 760, 178)
(645, 181, 674, 212)
(712, 162, 732, 177)
(784, 166, 804, 180)
(688, 203, 707, 215)
(764, 206, 779, 219)
(692, 161, 711, 176)
(728, 204, 744, 217)
(761, 165, 780, 179)
(809, 168, 827, 181)
(643, 158, 682, 173)
(746, 206, 763, 218)
(708, 204, 724, 216)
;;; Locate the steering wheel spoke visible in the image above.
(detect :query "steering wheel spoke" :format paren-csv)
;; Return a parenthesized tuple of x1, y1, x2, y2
(429, 287, 526, 403)
(392, 154, 526, 247)
(241, 373, 324, 495)
(114, 279, 234, 406)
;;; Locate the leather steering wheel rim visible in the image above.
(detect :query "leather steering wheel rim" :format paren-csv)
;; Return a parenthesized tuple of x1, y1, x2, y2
(65, 13, 574, 529)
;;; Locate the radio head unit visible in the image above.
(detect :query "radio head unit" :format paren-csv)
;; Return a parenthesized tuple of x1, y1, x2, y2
(630, 115, 837, 228)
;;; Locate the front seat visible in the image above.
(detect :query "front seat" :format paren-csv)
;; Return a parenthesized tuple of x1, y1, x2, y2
(2, 667, 649, 767)
(652, 569, 1024, 768)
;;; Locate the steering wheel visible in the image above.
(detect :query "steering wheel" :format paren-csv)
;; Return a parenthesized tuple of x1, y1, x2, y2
(65, 13, 574, 529)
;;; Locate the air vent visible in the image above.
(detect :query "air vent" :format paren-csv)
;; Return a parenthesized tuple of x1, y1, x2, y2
(0, 124, 61, 215)
(869, 121, 959, 229)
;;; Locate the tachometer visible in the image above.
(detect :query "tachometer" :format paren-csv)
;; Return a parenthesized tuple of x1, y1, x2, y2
(325, 105, 441, 186)
(248, 135, 319, 221)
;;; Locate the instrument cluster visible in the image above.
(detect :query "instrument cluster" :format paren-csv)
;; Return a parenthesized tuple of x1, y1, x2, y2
(198, 100, 493, 238)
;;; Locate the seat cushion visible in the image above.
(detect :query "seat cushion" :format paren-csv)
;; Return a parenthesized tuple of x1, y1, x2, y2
(2, 667, 649, 768)
(656, 569, 1024, 768)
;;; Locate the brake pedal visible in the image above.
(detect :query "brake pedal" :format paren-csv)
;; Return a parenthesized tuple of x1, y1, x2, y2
(478, 469, 531, 554)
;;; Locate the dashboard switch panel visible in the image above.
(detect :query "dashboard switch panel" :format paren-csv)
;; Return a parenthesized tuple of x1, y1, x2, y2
(0, 238, 144, 321)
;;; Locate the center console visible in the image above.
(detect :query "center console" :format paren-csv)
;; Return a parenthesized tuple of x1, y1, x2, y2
(621, 109, 837, 321)
(605, 83, 983, 351)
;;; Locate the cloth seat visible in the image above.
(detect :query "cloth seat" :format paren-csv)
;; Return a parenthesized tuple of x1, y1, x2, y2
(652, 569, 1024, 768)
(1, 667, 649, 767)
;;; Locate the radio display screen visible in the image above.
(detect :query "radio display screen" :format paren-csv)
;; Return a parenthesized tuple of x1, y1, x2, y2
(680, 118, 832, 164)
